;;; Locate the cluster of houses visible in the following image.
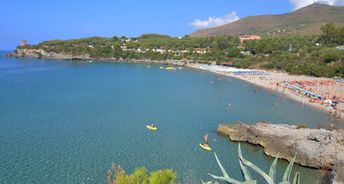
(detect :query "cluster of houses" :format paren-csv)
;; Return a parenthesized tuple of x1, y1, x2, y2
(119, 45, 209, 55)
(239, 35, 261, 44)
(117, 35, 261, 55)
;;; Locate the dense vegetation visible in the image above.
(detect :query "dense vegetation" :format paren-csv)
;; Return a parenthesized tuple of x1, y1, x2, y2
(18, 23, 344, 77)
(107, 163, 176, 184)
(239, 23, 344, 77)
(107, 144, 301, 184)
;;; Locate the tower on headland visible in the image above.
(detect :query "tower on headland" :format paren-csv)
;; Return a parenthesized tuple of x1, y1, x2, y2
(21, 40, 28, 46)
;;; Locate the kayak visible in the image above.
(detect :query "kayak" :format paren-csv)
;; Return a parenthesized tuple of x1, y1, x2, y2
(165, 67, 176, 70)
(146, 125, 158, 131)
(199, 143, 212, 151)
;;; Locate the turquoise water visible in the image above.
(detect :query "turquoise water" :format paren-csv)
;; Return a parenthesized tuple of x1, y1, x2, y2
(0, 52, 337, 183)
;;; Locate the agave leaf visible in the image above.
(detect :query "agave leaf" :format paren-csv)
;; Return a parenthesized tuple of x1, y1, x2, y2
(238, 152, 252, 181)
(292, 172, 300, 184)
(201, 180, 220, 184)
(208, 173, 241, 184)
(269, 153, 279, 182)
(208, 152, 242, 184)
(239, 160, 252, 181)
(214, 152, 230, 178)
(243, 181, 257, 184)
(282, 154, 297, 182)
(238, 144, 274, 184)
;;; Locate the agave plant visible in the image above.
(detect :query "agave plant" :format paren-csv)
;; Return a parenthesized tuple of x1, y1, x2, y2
(203, 144, 300, 184)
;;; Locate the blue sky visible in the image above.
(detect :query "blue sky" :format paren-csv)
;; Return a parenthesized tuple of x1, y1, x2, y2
(0, 0, 339, 50)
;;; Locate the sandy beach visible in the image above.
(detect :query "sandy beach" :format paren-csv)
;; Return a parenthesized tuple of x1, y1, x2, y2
(187, 63, 344, 122)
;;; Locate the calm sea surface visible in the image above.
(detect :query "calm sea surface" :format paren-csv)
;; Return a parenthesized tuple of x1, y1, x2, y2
(0, 51, 338, 183)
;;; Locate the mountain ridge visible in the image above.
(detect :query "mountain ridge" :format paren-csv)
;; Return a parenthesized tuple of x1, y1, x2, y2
(190, 4, 344, 37)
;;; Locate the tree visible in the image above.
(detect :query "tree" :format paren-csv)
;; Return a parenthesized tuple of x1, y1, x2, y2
(320, 23, 344, 45)
(107, 163, 176, 184)
(113, 41, 122, 58)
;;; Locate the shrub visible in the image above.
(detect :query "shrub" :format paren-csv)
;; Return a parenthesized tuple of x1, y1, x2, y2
(149, 169, 177, 184)
(107, 163, 176, 184)
(296, 124, 307, 129)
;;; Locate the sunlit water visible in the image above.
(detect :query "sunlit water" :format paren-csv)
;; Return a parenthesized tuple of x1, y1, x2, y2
(0, 52, 339, 183)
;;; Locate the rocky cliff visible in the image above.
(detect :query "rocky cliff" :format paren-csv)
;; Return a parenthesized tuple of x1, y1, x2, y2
(217, 122, 344, 184)
(6, 48, 91, 60)
(5, 48, 187, 66)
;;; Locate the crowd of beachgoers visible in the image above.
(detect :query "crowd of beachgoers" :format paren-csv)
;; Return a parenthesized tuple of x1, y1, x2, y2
(187, 63, 344, 122)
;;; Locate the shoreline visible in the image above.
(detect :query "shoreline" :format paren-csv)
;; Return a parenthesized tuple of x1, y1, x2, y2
(186, 63, 344, 122)
(5, 52, 344, 122)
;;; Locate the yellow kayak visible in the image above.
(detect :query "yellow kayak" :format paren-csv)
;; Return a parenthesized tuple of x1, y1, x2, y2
(199, 143, 212, 151)
(146, 125, 158, 131)
(165, 67, 176, 70)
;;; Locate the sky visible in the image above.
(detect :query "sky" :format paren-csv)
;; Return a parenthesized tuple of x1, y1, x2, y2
(0, 0, 343, 50)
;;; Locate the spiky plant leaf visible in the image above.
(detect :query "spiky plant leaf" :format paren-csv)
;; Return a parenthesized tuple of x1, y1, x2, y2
(213, 152, 230, 178)
(237, 146, 257, 184)
(292, 172, 300, 184)
(269, 153, 279, 182)
(238, 144, 274, 184)
(201, 180, 220, 184)
(239, 158, 253, 181)
(208, 173, 242, 184)
(208, 152, 242, 184)
(282, 154, 296, 182)
(242, 181, 257, 184)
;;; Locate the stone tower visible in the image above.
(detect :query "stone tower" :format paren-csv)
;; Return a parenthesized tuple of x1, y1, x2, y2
(21, 40, 28, 46)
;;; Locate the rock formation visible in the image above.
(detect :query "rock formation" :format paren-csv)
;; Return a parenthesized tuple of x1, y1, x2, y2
(217, 122, 344, 184)
(6, 49, 91, 60)
(5, 48, 187, 66)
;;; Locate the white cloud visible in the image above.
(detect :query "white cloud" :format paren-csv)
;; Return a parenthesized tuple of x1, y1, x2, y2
(190, 12, 240, 30)
(289, 0, 343, 10)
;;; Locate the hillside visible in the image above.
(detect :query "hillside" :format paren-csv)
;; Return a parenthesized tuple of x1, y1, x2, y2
(191, 4, 344, 37)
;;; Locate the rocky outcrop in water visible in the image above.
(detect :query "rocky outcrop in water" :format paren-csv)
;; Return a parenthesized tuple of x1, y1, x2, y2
(6, 48, 91, 60)
(217, 122, 344, 184)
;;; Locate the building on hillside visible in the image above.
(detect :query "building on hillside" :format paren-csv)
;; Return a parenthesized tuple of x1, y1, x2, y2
(120, 45, 127, 51)
(193, 48, 208, 54)
(336, 46, 344, 50)
(222, 61, 234, 66)
(239, 35, 261, 44)
(21, 40, 28, 46)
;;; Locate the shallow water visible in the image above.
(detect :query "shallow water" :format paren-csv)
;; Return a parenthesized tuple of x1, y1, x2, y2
(0, 52, 338, 183)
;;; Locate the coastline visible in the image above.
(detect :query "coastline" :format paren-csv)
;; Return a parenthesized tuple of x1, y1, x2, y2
(5, 49, 343, 121)
(186, 63, 344, 122)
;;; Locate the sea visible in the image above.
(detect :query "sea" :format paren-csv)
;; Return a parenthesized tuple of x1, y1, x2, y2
(0, 51, 337, 183)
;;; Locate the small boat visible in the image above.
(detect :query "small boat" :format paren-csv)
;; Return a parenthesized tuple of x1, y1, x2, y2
(160, 67, 164, 69)
(146, 125, 158, 131)
(165, 67, 176, 71)
(199, 143, 212, 151)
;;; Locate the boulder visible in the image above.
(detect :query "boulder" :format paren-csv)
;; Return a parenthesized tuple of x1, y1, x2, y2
(217, 122, 344, 183)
